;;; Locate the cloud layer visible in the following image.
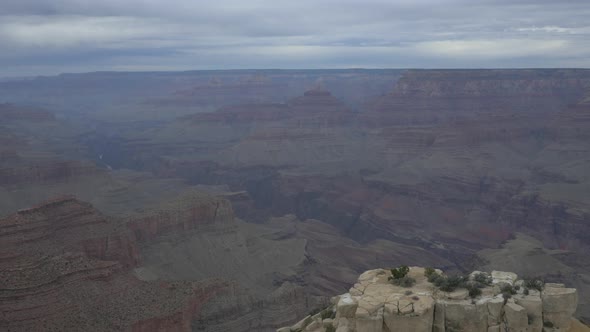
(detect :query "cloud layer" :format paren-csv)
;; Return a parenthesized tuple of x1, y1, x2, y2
(1, 0, 590, 76)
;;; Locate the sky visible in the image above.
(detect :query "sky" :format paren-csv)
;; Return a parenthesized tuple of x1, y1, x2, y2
(1, 0, 590, 76)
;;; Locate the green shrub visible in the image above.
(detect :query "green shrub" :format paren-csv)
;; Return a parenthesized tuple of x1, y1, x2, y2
(524, 278, 544, 292)
(392, 276, 416, 287)
(469, 287, 481, 299)
(473, 273, 492, 286)
(466, 282, 482, 298)
(430, 273, 445, 286)
(389, 266, 410, 280)
(523, 288, 530, 296)
(543, 321, 554, 328)
(424, 267, 436, 277)
(325, 324, 336, 332)
(428, 271, 487, 295)
(439, 275, 467, 292)
(500, 284, 517, 295)
(428, 272, 443, 284)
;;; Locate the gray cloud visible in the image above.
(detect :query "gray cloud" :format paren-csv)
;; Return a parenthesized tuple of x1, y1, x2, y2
(1, 0, 589, 76)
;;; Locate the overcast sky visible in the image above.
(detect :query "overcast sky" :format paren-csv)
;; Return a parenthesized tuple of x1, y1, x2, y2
(1, 0, 590, 76)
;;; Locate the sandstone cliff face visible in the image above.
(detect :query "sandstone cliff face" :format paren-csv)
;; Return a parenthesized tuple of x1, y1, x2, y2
(391, 70, 590, 98)
(365, 69, 590, 125)
(126, 191, 235, 243)
(279, 267, 587, 332)
(0, 195, 233, 331)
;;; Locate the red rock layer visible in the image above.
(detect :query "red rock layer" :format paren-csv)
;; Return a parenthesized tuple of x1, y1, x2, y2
(0, 195, 233, 331)
(127, 193, 234, 243)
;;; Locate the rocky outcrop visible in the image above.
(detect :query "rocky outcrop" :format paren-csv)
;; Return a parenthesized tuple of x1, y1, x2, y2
(543, 286, 579, 330)
(279, 267, 587, 332)
(126, 191, 235, 243)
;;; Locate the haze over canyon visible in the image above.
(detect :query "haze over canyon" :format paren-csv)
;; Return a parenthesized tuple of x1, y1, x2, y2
(0, 68, 590, 331)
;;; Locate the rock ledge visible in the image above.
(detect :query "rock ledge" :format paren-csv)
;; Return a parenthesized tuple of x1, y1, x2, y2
(278, 267, 587, 332)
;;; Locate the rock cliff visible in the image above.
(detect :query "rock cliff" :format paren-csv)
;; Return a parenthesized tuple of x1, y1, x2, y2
(0, 195, 232, 331)
(279, 267, 588, 332)
(365, 69, 590, 126)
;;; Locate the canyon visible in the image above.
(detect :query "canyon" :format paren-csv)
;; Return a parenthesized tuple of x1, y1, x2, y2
(1, 69, 590, 331)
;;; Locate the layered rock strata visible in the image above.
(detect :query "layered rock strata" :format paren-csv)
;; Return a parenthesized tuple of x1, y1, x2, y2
(0, 195, 232, 331)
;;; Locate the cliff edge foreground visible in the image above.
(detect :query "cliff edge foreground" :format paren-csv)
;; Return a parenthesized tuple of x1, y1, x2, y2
(278, 267, 589, 332)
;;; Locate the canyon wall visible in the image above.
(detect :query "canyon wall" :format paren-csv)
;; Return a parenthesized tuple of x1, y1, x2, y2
(0, 195, 234, 331)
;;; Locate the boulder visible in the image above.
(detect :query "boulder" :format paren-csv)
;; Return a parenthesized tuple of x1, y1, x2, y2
(445, 288, 469, 300)
(355, 307, 383, 332)
(541, 286, 578, 330)
(444, 301, 488, 332)
(514, 294, 543, 332)
(383, 296, 434, 332)
(335, 317, 350, 328)
(350, 283, 364, 296)
(487, 325, 501, 332)
(491, 271, 518, 287)
(304, 320, 322, 331)
(337, 293, 359, 318)
(336, 327, 353, 332)
(486, 296, 505, 327)
(432, 302, 445, 332)
(504, 302, 528, 332)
